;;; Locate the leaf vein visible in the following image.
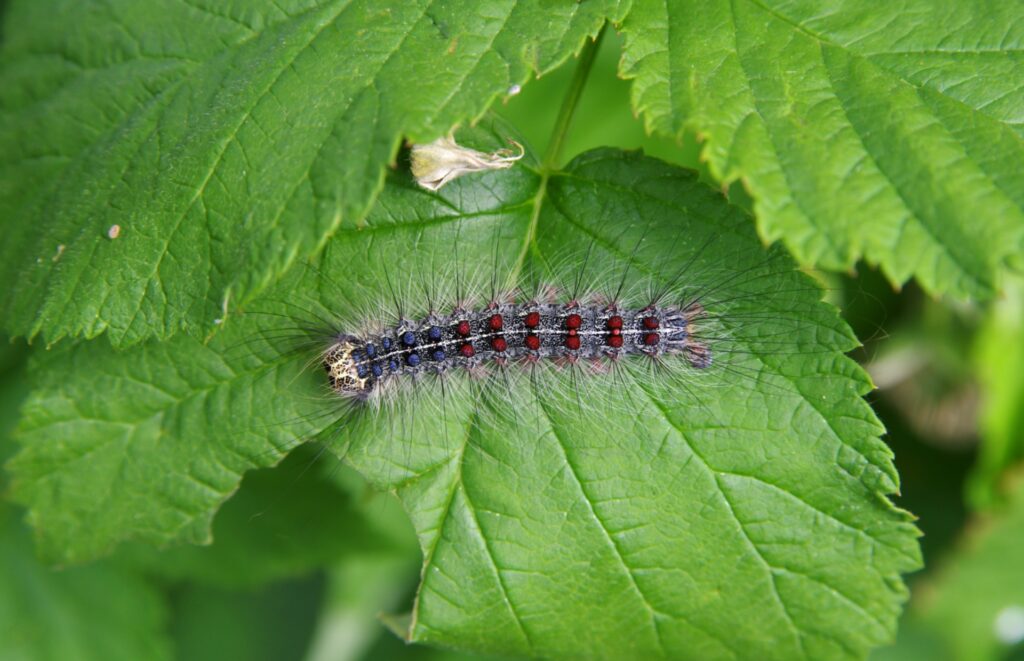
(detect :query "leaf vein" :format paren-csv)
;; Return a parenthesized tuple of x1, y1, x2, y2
(535, 397, 670, 656)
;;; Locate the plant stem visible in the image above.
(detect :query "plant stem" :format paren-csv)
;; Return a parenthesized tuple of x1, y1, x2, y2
(541, 23, 606, 171)
(511, 24, 606, 280)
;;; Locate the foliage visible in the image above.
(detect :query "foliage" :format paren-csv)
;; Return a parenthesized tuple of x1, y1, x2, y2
(0, 2, 1021, 660)
(0, 0, 622, 346)
(620, 0, 1024, 299)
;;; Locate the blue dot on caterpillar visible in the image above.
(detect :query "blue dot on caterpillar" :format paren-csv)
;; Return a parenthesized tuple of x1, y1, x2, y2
(323, 300, 710, 402)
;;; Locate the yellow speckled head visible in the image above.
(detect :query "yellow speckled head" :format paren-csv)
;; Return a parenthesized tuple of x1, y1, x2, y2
(323, 339, 373, 400)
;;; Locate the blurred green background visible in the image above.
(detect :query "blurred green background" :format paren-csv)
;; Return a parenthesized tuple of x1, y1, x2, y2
(2, 31, 1022, 661)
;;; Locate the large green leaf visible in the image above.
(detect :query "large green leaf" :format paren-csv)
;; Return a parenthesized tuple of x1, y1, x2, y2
(0, 0, 622, 346)
(0, 372, 170, 661)
(620, 0, 1024, 299)
(10, 136, 920, 658)
(8, 322, 330, 564)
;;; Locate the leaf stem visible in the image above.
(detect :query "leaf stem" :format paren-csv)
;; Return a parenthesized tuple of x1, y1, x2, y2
(541, 23, 606, 171)
(510, 24, 606, 283)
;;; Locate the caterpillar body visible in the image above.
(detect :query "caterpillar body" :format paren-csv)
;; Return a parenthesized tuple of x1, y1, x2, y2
(324, 300, 710, 402)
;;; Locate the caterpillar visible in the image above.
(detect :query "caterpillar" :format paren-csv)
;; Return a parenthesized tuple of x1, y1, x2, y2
(323, 296, 710, 403)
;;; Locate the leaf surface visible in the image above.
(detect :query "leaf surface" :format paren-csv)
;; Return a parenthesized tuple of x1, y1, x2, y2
(0, 0, 622, 345)
(620, 0, 1024, 298)
(9, 134, 920, 658)
(0, 358, 170, 661)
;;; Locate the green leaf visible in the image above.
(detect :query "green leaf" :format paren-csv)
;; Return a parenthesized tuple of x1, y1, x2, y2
(909, 475, 1024, 660)
(1, 345, 169, 661)
(0, 505, 171, 661)
(620, 0, 1024, 299)
(0, 0, 623, 346)
(8, 322, 333, 564)
(10, 135, 920, 658)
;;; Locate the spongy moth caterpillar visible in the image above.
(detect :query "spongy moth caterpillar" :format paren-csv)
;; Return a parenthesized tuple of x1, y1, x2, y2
(323, 298, 710, 404)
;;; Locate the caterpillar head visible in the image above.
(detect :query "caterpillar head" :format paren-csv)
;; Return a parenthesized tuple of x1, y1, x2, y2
(323, 338, 374, 401)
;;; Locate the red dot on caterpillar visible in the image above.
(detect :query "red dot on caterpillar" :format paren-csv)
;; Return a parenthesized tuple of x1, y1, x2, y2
(607, 335, 624, 348)
(525, 335, 541, 351)
(491, 337, 508, 352)
(566, 335, 581, 351)
(488, 314, 503, 331)
(565, 313, 582, 330)
(456, 320, 471, 336)
(643, 316, 660, 330)
(606, 315, 623, 330)
(524, 311, 541, 328)
(644, 333, 660, 346)
(459, 343, 475, 358)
